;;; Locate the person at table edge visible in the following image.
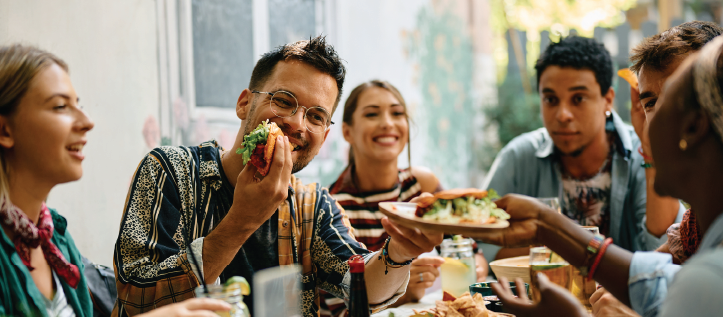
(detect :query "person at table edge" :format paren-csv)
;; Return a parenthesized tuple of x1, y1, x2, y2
(482, 36, 685, 261)
(472, 35, 723, 317)
(112, 36, 443, 317)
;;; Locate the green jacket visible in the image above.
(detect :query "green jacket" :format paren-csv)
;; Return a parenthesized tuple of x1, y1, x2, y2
(0, 208, 92, 317)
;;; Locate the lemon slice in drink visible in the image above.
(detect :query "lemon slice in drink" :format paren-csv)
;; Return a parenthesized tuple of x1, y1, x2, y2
(442, 258, 470, 271)
(224, 276, 251, 295)
(548, 251, 565, 264)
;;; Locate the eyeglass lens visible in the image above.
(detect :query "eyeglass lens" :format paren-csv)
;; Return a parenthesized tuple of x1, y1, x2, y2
(270, 91, 331, 133)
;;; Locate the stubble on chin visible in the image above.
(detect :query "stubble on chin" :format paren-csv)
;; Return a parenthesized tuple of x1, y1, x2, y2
(554, 141, 587, 158)
(291, 150, 312, 174)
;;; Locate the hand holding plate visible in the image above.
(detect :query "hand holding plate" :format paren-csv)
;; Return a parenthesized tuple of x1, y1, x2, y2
(381, 217, 444, 263)
(465, 194, 552, 248)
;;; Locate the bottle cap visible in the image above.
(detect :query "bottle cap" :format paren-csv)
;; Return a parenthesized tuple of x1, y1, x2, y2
(348, 255, 365, 273)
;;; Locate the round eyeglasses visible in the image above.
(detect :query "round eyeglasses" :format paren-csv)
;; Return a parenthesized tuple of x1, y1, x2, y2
(251, 90, 334, 134)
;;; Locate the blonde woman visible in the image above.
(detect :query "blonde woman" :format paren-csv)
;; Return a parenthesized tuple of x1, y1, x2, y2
(0, 44, 229, 317)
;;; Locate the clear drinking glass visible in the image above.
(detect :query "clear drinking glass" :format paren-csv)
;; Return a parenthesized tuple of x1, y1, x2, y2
(439, 237, 477, 297)
(537, 197, 561, 214)
(529, 246, 572, 303)
(571, 226, 600, 312)
(194, 285, 250, 317)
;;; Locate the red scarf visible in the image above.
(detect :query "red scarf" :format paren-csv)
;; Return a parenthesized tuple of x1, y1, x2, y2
(0, 201, 80, 288)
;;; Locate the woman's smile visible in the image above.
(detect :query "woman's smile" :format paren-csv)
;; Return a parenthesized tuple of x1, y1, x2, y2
(373, 134, 399, 146)
(66, 141, 86, 160)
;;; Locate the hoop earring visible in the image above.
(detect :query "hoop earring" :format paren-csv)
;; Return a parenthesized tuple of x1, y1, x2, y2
(679, 139, 688, 151)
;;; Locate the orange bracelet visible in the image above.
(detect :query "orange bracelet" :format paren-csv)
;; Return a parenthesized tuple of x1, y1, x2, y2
(587, 238, 613, 282)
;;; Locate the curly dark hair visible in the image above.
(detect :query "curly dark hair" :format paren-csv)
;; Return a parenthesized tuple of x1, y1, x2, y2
(535, 36, 613, 95)
(630, 21, 723, 74)
(249, 35, 346, 112)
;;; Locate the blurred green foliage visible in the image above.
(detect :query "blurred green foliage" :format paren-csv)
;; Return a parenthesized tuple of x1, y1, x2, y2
(479, 74, 542, 171)
(487, 78, 542, 146)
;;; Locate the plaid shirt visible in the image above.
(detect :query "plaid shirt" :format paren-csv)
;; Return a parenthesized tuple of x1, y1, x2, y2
(112, 141, 403, 316)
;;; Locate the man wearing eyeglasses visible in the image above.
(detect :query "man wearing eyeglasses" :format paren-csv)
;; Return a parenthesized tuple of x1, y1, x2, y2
(112, 36, 442, 317)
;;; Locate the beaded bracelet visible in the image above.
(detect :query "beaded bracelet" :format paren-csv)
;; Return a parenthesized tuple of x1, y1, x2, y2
(377, 236, 414, 274)
(587, 238, 613, 282)
(579, 234, 605, 277)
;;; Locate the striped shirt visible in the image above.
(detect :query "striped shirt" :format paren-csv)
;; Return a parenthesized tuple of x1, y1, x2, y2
(329, 166, 423, 252)
(320, 166, 424, 317)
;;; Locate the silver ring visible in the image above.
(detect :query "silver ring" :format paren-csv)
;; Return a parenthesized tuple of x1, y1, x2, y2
(419, 273, 424, 282)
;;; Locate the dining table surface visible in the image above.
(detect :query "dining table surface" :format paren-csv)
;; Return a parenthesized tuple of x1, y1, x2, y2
(371, 289, 443, 317)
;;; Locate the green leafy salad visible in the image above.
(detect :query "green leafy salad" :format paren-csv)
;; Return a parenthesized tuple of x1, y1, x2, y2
(417, 189, 510, 224)
(236, 120, 271, 165)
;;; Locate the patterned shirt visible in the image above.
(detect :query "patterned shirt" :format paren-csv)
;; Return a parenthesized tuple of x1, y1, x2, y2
(666, 209, 700, 264)
(112, 141, 404, 317)
(560, 142, 614, 237)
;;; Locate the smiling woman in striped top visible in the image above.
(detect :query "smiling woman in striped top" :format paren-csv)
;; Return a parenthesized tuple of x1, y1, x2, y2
(319, 80, 485, 316)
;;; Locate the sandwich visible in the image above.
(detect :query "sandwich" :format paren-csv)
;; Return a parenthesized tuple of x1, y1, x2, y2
(236, 119, 285, 176)
(415, 188, 510, 224)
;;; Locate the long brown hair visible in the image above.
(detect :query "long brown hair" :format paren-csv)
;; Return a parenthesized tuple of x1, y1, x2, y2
(342, 80, 411, 169)
(0, 44, 68, 203)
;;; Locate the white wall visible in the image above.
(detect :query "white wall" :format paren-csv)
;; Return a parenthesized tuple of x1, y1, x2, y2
(297, 0, 497, 189)
(0, 0, 160, 265)
(295, 0, 430, 184)
(0, 0, 497, 266)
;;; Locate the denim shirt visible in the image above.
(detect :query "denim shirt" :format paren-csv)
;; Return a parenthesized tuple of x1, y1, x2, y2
(629, 212, 723, 317)
(481, 112, 685, 261)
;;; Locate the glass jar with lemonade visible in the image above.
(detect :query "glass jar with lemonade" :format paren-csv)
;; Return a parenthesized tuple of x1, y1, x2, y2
(439, 236, 477, 297)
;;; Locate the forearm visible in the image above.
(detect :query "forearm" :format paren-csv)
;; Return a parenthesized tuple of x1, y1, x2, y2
(201, 209, 259, 283)
(644, 168, 680, 237)
(363, 254, 409, 304)
(538, 210, 634, 305)
(494, 247, 530, 260)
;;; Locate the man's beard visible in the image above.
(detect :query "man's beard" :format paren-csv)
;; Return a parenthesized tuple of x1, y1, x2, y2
(555, 144, 587, 158)
(292, 150, 312, 173)
(280, 126, 312, 174)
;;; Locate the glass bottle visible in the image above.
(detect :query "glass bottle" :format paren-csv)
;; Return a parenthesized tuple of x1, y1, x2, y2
(439, 236, 477, 297)
(348, 255, 370, 317)
(194, 285, 250, 317)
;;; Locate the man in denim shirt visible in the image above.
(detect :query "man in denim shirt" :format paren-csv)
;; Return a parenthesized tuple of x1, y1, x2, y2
(482, 36, 684, 262)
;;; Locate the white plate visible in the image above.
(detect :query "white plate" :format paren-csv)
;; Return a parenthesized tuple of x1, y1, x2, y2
(378, 202, 509, 236)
